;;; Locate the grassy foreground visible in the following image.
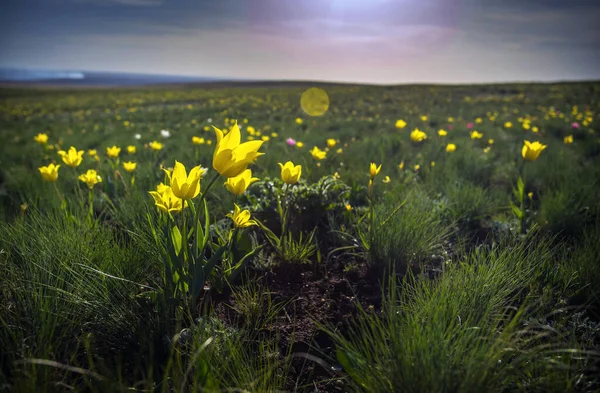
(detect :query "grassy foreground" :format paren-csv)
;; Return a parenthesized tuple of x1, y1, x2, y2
(1, 82, 599, 392)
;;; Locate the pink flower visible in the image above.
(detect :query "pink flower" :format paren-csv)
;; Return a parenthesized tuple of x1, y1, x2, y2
(448, 125, 453, 130)
(466, 123, 473, 129)
(572, 122, 580, 129)
(286, 137, 297, 146)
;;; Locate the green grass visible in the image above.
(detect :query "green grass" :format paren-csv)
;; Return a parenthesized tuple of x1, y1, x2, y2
(1, 81, 599, 391)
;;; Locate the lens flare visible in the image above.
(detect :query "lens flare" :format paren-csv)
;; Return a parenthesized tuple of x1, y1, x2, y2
(300, 87, 330, 116)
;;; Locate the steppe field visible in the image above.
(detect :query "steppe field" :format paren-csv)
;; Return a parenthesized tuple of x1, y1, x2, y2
(1, 82, 599, 392)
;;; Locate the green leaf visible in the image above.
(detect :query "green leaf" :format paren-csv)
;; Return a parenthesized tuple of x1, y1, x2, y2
(517, 176, 525, 201)
(171, 225, 182, 257)
(509, 201, 524, 219)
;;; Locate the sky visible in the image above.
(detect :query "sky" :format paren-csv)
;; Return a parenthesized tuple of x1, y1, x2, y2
(1, 0, 599, 84)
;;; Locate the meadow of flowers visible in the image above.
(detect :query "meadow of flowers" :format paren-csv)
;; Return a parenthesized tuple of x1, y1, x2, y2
(1, 82, 599, 392)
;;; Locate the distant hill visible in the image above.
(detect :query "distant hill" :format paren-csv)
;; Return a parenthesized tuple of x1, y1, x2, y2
(0, 68, 230, 87)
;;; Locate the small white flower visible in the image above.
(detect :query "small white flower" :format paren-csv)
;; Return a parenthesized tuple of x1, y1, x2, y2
(207, 118, 212, 123)
(160, 129, 171, 138)
(134, 133, 141, 140)
(199, 167, 208, 178)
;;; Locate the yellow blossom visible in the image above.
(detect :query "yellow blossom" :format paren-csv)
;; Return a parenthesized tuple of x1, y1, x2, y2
(438, 129, 448, 136)
(446, 143, 456, 152)
(504, 122, 513, 128)
(382, 175, 391, 183)
(34, 133, 49, 144)
(58, 146, 84, 168)
(78, 169, 102, 189)
(369, 162, 382, 179)
(310, 146, 327, 160)
(212, 122, 264, 178)
(149, 186, 185, 214)
(488, 139, 494, 145)
(279, 161, 302, 184)
(123, 161, 137, 172)
(327, 138, 337, 148)
(345, 204, 352, 211)
(470, 131, 483, 139)
(420, 115, 428, 122)
(395, 119, 407, 129)
(88, 149, 97, 157)
(164, 160, 202, 199)
(106, 145, 121, 158)
(149, 141, 163, 151)
(38, 163, 60, 182)
(127, 145, 136, 154)
(484, 146, 491, 153)
(398, 161, 405, 170)
(224, 169, 259, 196)
(563, 135, 574, 144)
(228, 203, 257, 228)
(410, 128, 427, 142)
(295, 118, 303, 125)
(522, 140, 547, 161)
(296, 141, 304, 148)
(192, 136, 205, 145)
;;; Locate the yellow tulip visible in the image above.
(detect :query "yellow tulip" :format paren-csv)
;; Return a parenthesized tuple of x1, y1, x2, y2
(88, 149, 97, 157)
(504, 122, 513, 129)
(470, 131, 483, 139)
(212, 122, 264, 178)
(420, 115, 428, 122)
(438, 129, 448, 136)
(228, 203, 257, 228)
(369, 162, 382, 179)
(279, 161, 302, 184)
(345, 204, 352, 211)
(58, 146, 84, 168)
(296, 141, 304, 148)
(224, 169, 259, 196)
(446, 143, 456, 152)
(410, 129, 427, 142)
(563, 135, 574, 144)
(156, 182, 170, 194)
(127, 145, 136, 154)
(326, 138, 337, 148)
(106, 145, 121, 158)
(310, 146, 327, 160)
(398, 161, 404, 170)
(484, 146, 491, 153)
(395, 119, 407, 129)
(38, 163, 60, 182)
(522, 140, 547, 161)
(488, 139, 494, 145)
(149, 186, 186, 214)
(149, 141, 163, 151)
(123, 161, 137, 172)
(165, 161, 202, 199)
(295, 118, 303, 125)
(382, 175, 391, 183)
(34, 133, 49, 144)
(192, 136, 205, 145)
(78, 169, 102, 189)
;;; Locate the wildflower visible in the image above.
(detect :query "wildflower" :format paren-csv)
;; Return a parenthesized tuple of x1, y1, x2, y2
(333, 172, 340, 179)
(438, 129, 448, 136)
(398, 161, 404, 170)
(271, 132, 278, 138)
(382, 175, 391, 183)
(522, 140, 547, 161)
(564, 135, 574, 144)
(488, 139, 494, 145)
(430, 161, 435, 167)
(228, 203, 258, 228)
(123, 161, 137, 172)
(470, 131, 483, 139)
(296, 141, 304, 148)
(156, 182, 170, 194)
(38, 163, 60, 182)
(527, 192, 534, 200)
(475, 117, 483, 124)
(327, 138, 337, 148)
(310, 146, 327, 160)
(484, 146, 491, 153)
(420, 115, 428, 122)
(161, 129, 171, 138)
(504, 122, 513, 128)
(78, 169, 102, 189)
(149, 141, 163, 151)
(467, 123, 474, 129)
(164, 161, 203, 199)
(572, 122, 580, 129)
(410, 128, 427, 142)
(261, 135, 270, 142)
(58, 146, 84, 168)
(34, 133, 49, 144)
(345, 204, 352, 211)
(212, 122, 264, 178)
(134, 133, 142, 140)
(395, 119, 407, 129)
(448, 117, 454, 123)
(88, 149, 97, 157)
(106, 145, 121, 159)
(127, 145, 136, 154)
(295, 118, 303, 125)
(149, 186, 185, 214)
(225, 169, 259, 196)
(336, 148, 343, 154)
(192, 136, 205, 145)
(446, 143, 456, 152)
(279, 161, 302, 184)
(286, 138, 297, 146)
(414, 164, 420, 171)
(369, 163, 382, 179)
(532, 126, 539, 133)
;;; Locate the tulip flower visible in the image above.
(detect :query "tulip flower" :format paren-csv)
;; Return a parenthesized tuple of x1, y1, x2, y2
(382, 175, 391, 183)
(212, 122, 264, 178)
(106, 145, 121, 158)
(123, 161, 137, 173)
(286, 138, 297, 146)
(564, 135, 574, 144)
(149, 141, 163, 151)
(438, 129, 448, 136)
(58, 146, 84, 168)
(39, 163, 60, 182)
(165, 161, 202, 200)
(224, 169, 259, 196)
(369, 162, 382, 179)
(296, 141, 304, 148)
(522, 140, 547, 161)
(192, 136, 205, 145)
(127, 145, 136, 154)
(78, 169, 102, 189)
(395, 119, 407, 129)
(149, 186, 185, 214)
(470, 131, 483, 139)
(228, 203, 257, 228)
(295, 118, 303, 125)
(279, 161, 302, 184)
(326, 138, 337, 148)
(310, 146, 327, 160)
(410, 129, 427, 142)
(34, 133, 49, 145)
(446, 144, 456, 152)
